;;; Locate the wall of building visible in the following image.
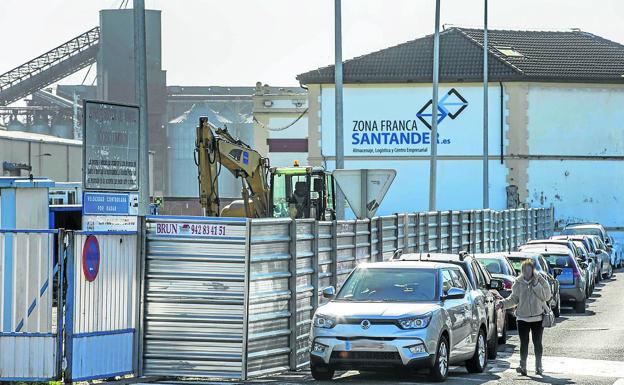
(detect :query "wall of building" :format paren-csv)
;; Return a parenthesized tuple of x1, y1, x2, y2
(0, 131, 82, 182)
(252, 87, 308, 167)
(517, 83, 624, 240)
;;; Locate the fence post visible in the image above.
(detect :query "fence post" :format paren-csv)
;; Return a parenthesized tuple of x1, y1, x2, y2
(449, 211, 455, 253)
(63, 231, 75, 384)
(395, 214, 400, 252)
(376, 217, 384, 261)
(135, 217, 147, 377)
(56, 229, 66, 379)
(481, 211, 486, 253)
(435, 212, 442, 252)
(312, 221, 320, 312)
(424, 212, 430, 252)
(403, 215, 410, 252)
(330, 221, 338, 288)
(288, 219, 298, 370)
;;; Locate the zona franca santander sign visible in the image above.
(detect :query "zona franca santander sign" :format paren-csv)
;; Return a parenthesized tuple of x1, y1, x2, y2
(340, 87, 470, 156)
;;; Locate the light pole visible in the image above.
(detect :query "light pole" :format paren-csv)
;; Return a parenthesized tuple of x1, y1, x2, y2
(483, 0, 490, 209)
(429, 0, 441, 211)
(334, 0, 345, 219)
(134, 0, 150, 216)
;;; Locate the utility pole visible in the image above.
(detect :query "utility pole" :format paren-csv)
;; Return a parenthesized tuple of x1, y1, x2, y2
(134, 0, 149, 215)
(429, 0, 441, 211)
(334, 0, 345, 219)
(483, 0, 490, 209)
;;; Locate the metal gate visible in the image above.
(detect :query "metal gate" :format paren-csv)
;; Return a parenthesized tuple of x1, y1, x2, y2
(142, 216, 249, 379)
(0, 229, 60, 381)
(64, 230, 140, 382)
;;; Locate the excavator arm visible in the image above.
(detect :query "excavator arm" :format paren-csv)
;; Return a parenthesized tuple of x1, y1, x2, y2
(195, 116, 270, 217)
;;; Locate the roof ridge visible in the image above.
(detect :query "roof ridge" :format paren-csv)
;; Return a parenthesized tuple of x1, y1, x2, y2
(454, 27, 526, 76)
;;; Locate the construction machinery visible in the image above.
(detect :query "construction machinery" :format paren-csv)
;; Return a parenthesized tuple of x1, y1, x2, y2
(195, 116, 336, 219)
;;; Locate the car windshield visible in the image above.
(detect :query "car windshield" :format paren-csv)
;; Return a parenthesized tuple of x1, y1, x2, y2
(477, 257, 513, 276)
(508, 257, 543, 274)
(562, 227, 602, 238)
(336, 267, 437, 302)
(541, 254, 574, 268)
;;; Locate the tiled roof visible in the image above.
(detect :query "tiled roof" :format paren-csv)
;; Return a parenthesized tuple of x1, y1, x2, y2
(297, 27, 624, 84)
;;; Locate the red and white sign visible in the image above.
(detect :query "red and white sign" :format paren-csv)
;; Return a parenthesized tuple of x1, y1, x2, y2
(155, 222, 229, 237)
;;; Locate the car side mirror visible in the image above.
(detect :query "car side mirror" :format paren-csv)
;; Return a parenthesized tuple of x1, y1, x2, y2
(443, 287, 465, 300)
(552, 267, 563, 278)
(580, 262, 588, 270)
(322, 286, 336, 299)
(488, 278, 503, 290)
(392, 248, 403, 260)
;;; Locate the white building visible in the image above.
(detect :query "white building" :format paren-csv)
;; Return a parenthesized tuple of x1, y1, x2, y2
(297, 27, 624, 238)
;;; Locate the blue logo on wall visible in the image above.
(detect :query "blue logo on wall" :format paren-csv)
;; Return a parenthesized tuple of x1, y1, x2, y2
(416, 88, 468, 129)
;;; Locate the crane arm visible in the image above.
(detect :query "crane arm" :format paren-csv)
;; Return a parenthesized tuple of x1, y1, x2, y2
(195, 116, 270, 217)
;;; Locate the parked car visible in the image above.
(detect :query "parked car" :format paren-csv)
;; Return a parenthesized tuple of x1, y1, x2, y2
(588, 235, 613, 279)
(506, 251, 562, 317)
(474, 253, 517, 329)
(562, 223, 619, 268)
(415, 253, 505, 358)
(552, 235, 602, 283)
(309, 261, 490, 382)
(521, 244, 588, 313)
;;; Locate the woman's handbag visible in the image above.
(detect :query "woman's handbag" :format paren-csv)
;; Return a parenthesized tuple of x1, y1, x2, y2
(542, 307, 556, 328)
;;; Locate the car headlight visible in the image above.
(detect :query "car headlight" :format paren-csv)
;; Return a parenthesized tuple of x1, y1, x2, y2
(398, 313, 432, 329)
(313, 314, 336, 329)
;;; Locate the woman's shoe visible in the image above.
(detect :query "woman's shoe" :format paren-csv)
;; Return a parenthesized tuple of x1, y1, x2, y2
(536, 367, 544, 375)
(516, 366, 527, 376)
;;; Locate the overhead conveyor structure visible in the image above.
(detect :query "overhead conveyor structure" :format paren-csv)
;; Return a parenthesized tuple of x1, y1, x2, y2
(0, 27, 100, 106)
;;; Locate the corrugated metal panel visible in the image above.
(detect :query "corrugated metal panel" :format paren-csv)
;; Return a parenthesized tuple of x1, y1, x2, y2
(294, 219, 315, 369)
(246, 218, 291, 378)
(143, 216, 248, 379)
(0, 230, 58, 381)
(69, 232, 138, 381)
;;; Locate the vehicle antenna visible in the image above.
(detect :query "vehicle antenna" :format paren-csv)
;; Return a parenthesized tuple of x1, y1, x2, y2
(419, 251, 422, 261)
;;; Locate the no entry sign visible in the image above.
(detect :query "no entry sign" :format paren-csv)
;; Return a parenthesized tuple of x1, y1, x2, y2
(82, 235, 101, 282)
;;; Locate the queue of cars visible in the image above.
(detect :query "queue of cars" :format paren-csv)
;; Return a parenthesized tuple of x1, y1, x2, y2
(309, 222, 618, 382)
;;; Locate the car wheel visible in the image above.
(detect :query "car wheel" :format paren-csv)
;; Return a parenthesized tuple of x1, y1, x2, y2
(596, 273, 601, 283)
(553, 294, 561, 317)
(466, 328, 488, 373)
(310, 363, 335, 381)
(575, 299, 586, 314)
(498, 319, 508, 345)
(429, 335, 449, 382)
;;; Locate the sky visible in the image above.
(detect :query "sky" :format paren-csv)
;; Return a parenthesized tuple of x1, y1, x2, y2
(1, 0, 623, 88)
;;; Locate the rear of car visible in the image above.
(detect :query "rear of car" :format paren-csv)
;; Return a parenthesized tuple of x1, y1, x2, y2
(540, 251, 587, 313)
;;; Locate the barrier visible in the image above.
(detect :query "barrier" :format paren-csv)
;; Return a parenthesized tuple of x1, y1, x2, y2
(0, 230, 59, 381)
(65, 230, 140, 382)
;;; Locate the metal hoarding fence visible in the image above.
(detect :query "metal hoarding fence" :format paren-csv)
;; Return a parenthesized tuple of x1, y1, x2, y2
(142, 215, 249, 379)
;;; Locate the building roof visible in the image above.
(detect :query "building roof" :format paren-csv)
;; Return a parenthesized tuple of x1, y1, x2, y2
(0, 129, 81, 145)
(297, 27, 624, 84)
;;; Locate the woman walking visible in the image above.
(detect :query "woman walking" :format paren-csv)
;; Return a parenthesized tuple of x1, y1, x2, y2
(496, 259, 552, 375)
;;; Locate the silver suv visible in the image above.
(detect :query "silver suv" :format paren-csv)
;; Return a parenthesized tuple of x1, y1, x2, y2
(309, 261, 489, 382)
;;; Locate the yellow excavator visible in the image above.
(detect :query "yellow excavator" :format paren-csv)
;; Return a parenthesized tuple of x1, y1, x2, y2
(195, 116, 336, 220)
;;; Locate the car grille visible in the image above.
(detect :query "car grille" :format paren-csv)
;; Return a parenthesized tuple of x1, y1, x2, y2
(330, 351, 401, 361)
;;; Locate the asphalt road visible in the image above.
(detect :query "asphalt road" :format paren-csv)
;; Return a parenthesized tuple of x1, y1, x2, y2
(138, 269, 624, 385)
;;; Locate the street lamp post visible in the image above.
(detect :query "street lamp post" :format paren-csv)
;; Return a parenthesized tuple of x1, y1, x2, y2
(334, 0, 345, 219)
(429, 0, 441, 211)
(483, 0, 490, 209)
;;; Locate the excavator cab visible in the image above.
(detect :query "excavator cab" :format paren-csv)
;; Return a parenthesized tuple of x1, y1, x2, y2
(269, 166, 336, 221)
